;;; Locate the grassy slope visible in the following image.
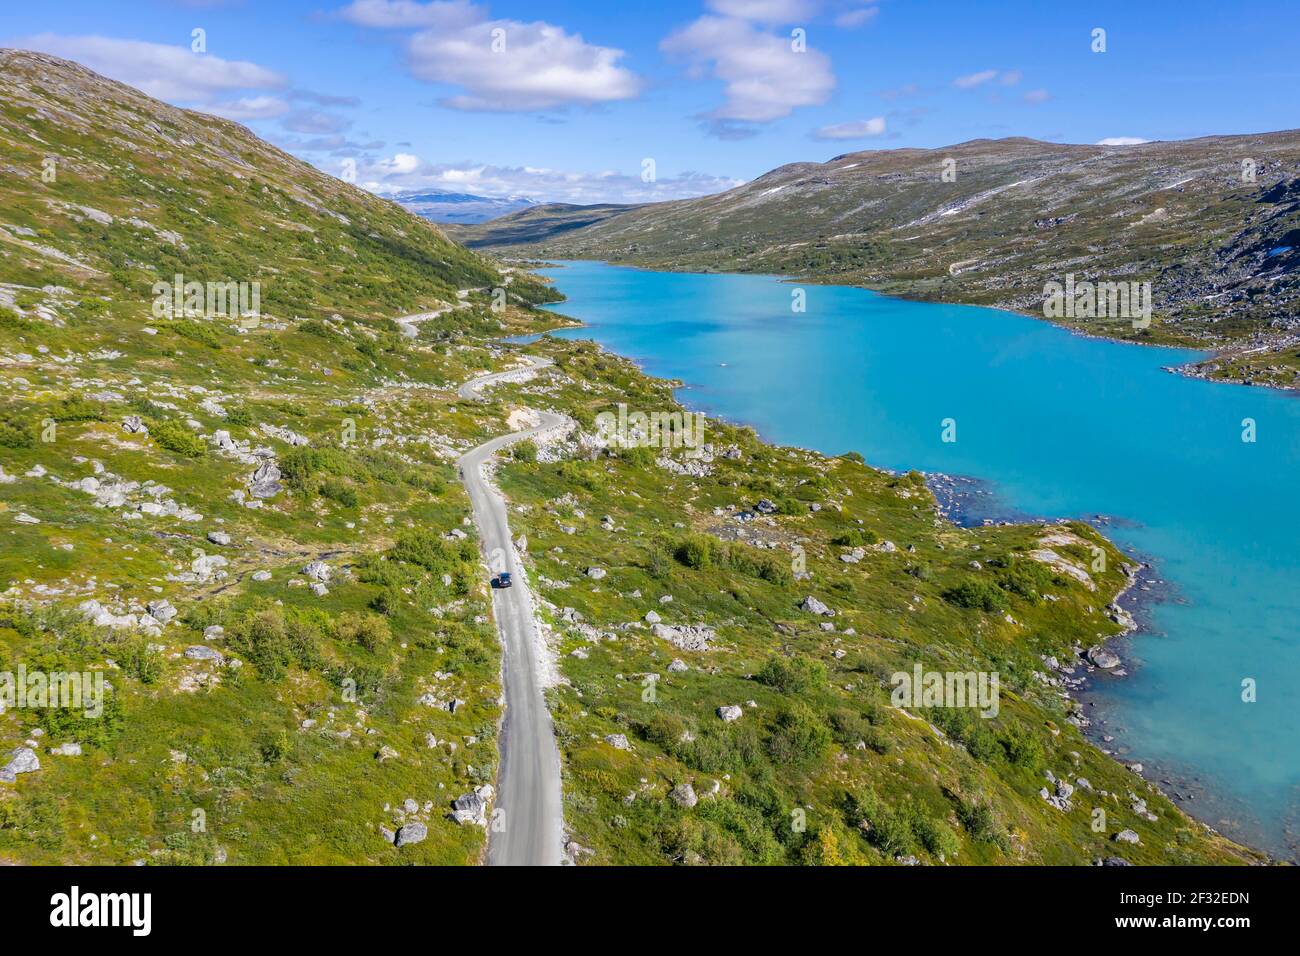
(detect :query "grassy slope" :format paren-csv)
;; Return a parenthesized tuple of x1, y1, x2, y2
(463, 134, 1300, 388)
(0, 51, 1260, 866)
(0, 49, 562, 864)
(482, 339, 1258, 865)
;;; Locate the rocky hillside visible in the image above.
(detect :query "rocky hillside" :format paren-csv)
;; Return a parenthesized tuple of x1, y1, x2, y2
(0, 50, 561, 864)
(0, 49, 560, 320)
(463, 134, 1300, 387)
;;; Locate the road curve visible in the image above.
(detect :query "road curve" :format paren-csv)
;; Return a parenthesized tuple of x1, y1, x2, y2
(457, 356, 566, 866)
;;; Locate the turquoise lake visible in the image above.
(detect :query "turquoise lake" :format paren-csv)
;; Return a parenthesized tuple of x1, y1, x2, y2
(538, 259, 1300, 858)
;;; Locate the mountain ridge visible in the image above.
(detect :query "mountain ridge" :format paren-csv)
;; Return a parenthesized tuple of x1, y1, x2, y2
(460, 129, 1300, 387)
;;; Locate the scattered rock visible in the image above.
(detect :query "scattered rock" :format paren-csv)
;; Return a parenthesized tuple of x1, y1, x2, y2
(0, 747, 40, 782)
(302, 561, 331, 582)
(394, 822, 428, 847)
(669, 783, 698, 808)
(800, 595, 834, 616)
(451, 785, 494, 826)
(1086, 645, 1122, 669)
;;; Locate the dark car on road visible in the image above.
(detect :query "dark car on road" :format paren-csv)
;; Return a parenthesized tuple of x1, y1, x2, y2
(493, 571, 513, 589)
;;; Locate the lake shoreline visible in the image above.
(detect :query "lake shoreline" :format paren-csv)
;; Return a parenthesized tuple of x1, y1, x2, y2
(923, 468, 1285, 859)
(522, 266, 1277, 861)
(527, 256, 1298, 395)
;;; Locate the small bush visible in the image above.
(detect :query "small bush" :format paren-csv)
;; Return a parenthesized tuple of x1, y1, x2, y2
(942, 578, 1005, 612)
(1000, 724, 1045, 769)
(756, 654, 828, 696)
(765, 703, 831, 767)
(150, 419, 206, 458)
(334, 611, 391, 651)
(832, 527, 880, 547)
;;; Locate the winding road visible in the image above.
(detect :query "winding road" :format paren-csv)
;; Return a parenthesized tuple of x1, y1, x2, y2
(457, 356, 566, 866)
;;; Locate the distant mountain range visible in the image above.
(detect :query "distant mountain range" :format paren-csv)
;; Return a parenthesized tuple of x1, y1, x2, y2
(457, 133, 1300, 388)
(393, 190, 538, 225)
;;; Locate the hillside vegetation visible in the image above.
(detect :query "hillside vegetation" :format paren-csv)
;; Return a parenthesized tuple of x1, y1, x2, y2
(0, 51, 1261, 865)
(460, 134, 1300, 388)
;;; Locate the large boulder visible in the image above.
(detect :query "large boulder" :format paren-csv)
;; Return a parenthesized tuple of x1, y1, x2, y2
(800, 595, 834, 616)
(651, 622, 715, 651)
(394, 822, 428, 848)
(451, 785, 494, 827)
(1086, 645, 1122, 669)
(145, 599, 177, 624)
(0, 747, 40, 783)
(248, 460, 282, 499)
(669, 783, 698, 808)
(301, 561, 332, 583)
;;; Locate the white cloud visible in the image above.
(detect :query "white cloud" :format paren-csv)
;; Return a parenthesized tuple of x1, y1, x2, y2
(813, 116, 885, 140)
(1022, 88, 1051, 105)
(953, 69, 999, 89)
(705, 0, 822, 21)
(376, 152, 421, 175)
(202, 95, 290, 120)
(1096, 136, 1149, 146)
(661, 15, 835, 129)
(340, 1, 641, 111)
(19, 33, 286, 103)
(350, 157, 744, 204)
(834, 5, 879, 28)
(1000, 69, 1022, 86)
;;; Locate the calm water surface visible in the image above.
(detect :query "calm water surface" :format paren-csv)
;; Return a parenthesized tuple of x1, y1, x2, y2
(539, 259, 1300, 857)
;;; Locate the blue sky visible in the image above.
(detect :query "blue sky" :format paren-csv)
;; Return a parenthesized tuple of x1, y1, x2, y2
(4, 0, 1296, 203)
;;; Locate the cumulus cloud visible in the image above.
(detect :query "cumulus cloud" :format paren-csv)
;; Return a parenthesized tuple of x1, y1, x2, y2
(339, 0, 641, 111)
(662, 15, 835, 133)
(813, 116, 885, 140)
(348, 156, 744, 204)
(20, 33, 286, 103)
(1096, 136, 1149, 146)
